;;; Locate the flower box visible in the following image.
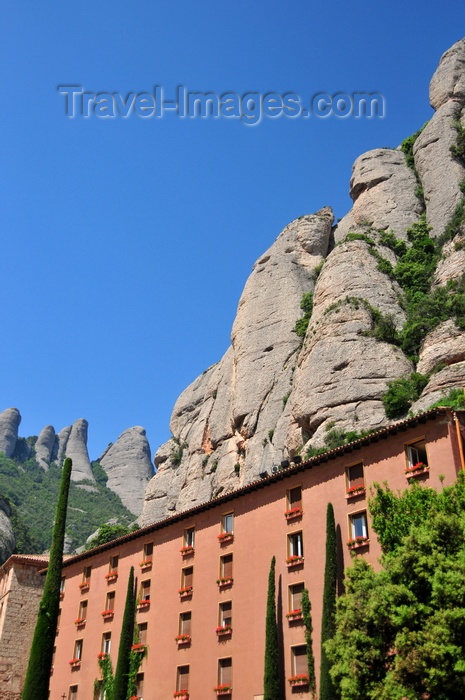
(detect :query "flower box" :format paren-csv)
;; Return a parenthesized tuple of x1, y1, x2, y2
(175, 634, 191, 645)
(285, 609, 303, 621)
(173, 691, 189, 699)
(217, 532, 234, 544)
(216, 577, 234, 587)
(139, 560, 153, 570)
(286, 555, 304, 568)
(129, 696, 142, 700)
(345, 485, 366, 499)
(105, 572, 118, 581)
(216, 625, 232, 636)
(178, 586, 193, 597)
(101, 609, 114, 619)
(137, 599, 150, 609)
(97, 652, 108, 660)
(288, 674, 309, 687)
(214, 685, 232, 695)
(69, 658, 81, 667)
(74, 618, 86, 626)
(347, 536, 369, 550)
(79, 582, 90, 591)
(180, 545, 195, 556)
(405, 462, 429, 478)
(284, 507, 303, 520)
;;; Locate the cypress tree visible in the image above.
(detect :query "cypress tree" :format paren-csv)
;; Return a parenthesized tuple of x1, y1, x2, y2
(22, 458, 73, 700)
(113, 566, 136, 700)
(301, 588, 316, 699)
(320, 502, 338, 700)
(264, 556, 280, 700)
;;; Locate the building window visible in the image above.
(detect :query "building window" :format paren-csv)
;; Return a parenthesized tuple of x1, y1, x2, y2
(406, 439, 428, 468)
(105, 591, 116, 611)
(135, 672, 144, 697)
(109, 555, 119, 573)
(287, 486, 302, 511)
(83, 566, 91, 583)
(184, 527, 195, 548)
(179, 611, 192, 636)
(348, 511, 369, 548)
(219, 601, 232, 628)
(102, 632, 111, 654)
(60, 577, 66, 593)
(78, 600, 87, 621)
(217, 657, 232, 688)
(143, 542, 153, 563)
(140, 580, 151, 601)
(288, 531, 304, 558)
(219, 554, 233, 584)
(177, 665, 190, 692)
(69, 686, 78, 700)
(181, 566, 193, 590)
(138, 622, 148, 645)
(288, 582, 305, 612)
(74, 639, 83, 661)
(345, 462, 365, 496)
(221, 512, 234, 535)
(291, 644, 307, 675)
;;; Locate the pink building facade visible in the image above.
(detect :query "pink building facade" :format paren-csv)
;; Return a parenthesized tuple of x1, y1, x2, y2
(49, 407, 465, 700)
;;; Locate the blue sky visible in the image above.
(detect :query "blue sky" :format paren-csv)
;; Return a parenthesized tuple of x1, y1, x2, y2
(1, 2, 464, 460)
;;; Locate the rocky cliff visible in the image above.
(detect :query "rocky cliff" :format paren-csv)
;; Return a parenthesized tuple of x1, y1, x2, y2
(141, 37, 465, 525)
(0, 408, 154, 518)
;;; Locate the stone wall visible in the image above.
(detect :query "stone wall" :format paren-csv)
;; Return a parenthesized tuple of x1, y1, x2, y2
(0, 557, 46, 699)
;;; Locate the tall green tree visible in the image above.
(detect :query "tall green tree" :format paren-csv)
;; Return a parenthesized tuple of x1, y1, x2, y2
(301, 588, 317, 698)
(113, 566, 136, 700)
(320, 502, 338, 700)
(326, 477, 465, 699)
(264, 556, 280, 700)
(22, 458, 72, 700)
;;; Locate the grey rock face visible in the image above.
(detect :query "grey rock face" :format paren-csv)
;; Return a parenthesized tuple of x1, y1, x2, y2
(334, 148, 422, 243)
(430, 38, 465, 109)
(141, 210, 333, 525)
(0, 408, 21, 458)
(141, 37, 465, 526)
(52, 425, 72, 465)
(291, 239, 412, 447)
(35, 425, 56, 470)
(413, 102, 465, 239)
(0, 498, 15, 565)
(99, 426, 153, 515)
(65, 419, 95, 483)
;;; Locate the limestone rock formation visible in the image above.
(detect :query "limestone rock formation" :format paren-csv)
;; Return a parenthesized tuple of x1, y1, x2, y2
(141, 37, 465, 526)
(0, 498, 15, 565)
(0, 408, 21, 459)
(334, 148, 422, 243)
(430, 38, 465, 110)
(52, 425, 72, 465)
(99, 426, 154, 515)
(35, 425, 56, 470)
(63, 419, 95, 483)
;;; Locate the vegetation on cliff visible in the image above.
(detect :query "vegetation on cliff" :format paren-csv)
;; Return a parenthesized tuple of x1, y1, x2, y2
(0, 453, 134, 553)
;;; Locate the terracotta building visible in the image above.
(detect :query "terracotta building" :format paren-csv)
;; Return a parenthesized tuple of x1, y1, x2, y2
(45, 407, 464, 700)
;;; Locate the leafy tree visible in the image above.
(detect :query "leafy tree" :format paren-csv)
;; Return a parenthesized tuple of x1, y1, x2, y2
(85, 522, 138, 550)
(320, 503, 338, 700)
(326, 477, 465, 699)
(113, 566, 136, 700)
(301, 588, 317, 698)
(22, 458, 72, 700)
(264, 556, 280, 700)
